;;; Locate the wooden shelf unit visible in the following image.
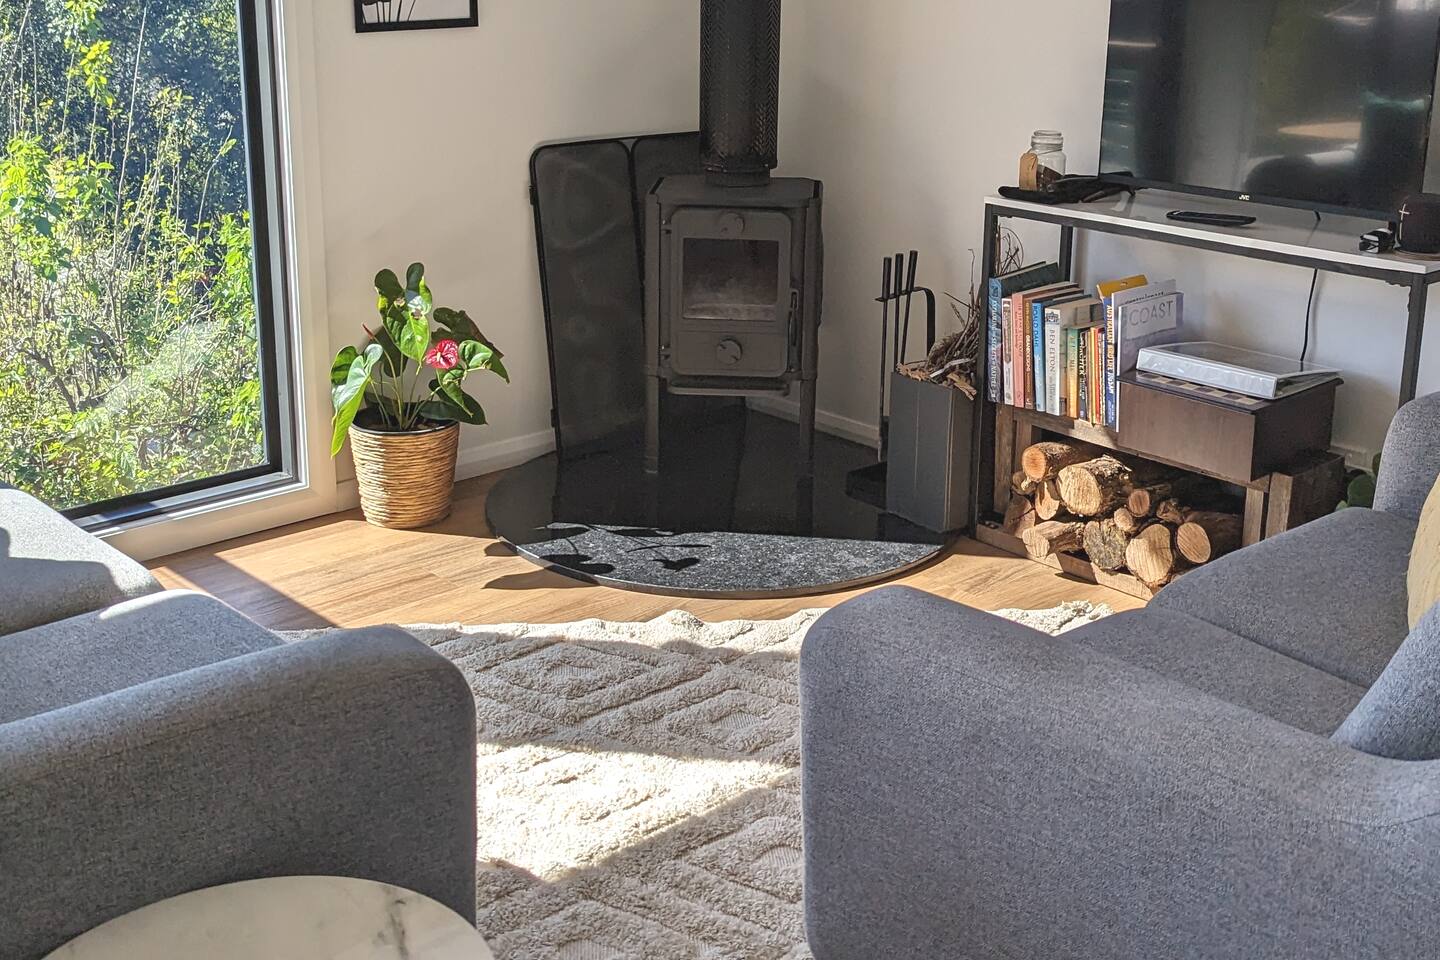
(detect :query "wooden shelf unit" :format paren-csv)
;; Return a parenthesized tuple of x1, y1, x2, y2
(970, 193, 1374, 591)
(990, 404, 1274, 552)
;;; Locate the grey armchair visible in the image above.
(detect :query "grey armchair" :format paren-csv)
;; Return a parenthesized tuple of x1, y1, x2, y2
(0, 488, 477, 959)
(800, 393, 1440, 960)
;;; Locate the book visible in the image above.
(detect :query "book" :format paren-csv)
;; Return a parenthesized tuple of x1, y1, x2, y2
(1076, 328, 1089, 422)
(1036, 284, 1082, 414)
(1000, 299, 1015, 406)
(1115, 292, 1185, 426)
(1043, 297, 1100, 417)
(988, 263, 1064, 403)
(1093, 325, 1107, 425)
(1095, 275, 1149, 424)
(1066, 327, 1081, 420)
(1033, 290, 1086, 414)
(1105, 280, 1176, 426)
(1012, 282, 1075, 409)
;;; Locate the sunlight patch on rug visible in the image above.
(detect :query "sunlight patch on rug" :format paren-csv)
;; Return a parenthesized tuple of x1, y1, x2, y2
(300, 601, 1112, 959)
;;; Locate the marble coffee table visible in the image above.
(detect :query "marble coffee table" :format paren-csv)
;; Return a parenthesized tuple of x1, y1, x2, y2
(44, 876, 493, 959)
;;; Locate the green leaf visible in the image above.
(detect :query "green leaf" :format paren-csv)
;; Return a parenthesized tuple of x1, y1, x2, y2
(405, 262, 432, 321)
(1347, 473, 1377, 510)
(375, 269, 404, 303)
(458, 339, 510, 382)
(395, 307, 430, 363)
(1372, 452, 1383, 478)
(416, 400, 454, 423)
(458, 339, 493, 368)
(331, 343, 384, 456)
(432, 378, 487, 425)
(369, 324, 404, 371)
(330, 345, 358, 387)
(434, 308, 501, 359)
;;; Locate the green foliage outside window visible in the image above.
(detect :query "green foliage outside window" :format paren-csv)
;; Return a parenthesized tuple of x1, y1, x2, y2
(0, 0, 265, 510)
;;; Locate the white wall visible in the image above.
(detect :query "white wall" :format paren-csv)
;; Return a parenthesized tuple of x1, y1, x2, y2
(309, 0, 701, 486)
(778, 0, 1440, 462)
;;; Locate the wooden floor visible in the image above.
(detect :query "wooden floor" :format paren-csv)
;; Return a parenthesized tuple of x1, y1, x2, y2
(149, 474, 1145, 630)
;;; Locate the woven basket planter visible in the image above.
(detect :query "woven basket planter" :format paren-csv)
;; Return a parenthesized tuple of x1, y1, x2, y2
(349, 418, 460, 529)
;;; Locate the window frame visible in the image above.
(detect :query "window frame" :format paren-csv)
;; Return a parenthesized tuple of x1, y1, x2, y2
(64, 0, 300, 530)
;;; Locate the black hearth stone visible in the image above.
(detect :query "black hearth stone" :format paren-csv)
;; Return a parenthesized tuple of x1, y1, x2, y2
(486, 409, 947, 598)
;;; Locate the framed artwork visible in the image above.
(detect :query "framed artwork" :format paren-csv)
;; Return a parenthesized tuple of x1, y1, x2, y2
(354, 0, 479, 33)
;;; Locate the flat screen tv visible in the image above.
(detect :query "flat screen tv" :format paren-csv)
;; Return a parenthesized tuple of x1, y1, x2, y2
(1100, 0, 1440, 219)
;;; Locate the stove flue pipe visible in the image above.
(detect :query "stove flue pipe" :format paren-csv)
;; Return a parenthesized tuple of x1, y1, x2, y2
(699, 0, 783, 184)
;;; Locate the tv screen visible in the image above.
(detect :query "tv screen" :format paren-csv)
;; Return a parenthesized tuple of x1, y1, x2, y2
(1100, 0, 1440, 218)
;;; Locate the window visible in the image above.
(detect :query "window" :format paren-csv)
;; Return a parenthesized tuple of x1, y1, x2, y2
(0, 0, 290, 522)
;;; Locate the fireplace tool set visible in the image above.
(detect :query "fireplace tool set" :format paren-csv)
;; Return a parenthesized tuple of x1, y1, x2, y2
(875, 250, 938, 461)
(847, 250, 974, 534)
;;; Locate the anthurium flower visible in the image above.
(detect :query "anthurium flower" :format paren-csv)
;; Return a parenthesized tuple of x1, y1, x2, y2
(425, 339, 460, 371)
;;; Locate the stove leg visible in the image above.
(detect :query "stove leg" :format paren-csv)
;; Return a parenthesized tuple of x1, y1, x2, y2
(645, 375, 662, 476)
(797, 377, 817, 481)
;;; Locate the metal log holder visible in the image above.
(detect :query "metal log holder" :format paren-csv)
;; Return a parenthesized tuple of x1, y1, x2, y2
(845, 252, 940, 511)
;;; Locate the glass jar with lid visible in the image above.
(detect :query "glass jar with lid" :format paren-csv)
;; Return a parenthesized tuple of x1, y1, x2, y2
(1029, 130, 1066, 189)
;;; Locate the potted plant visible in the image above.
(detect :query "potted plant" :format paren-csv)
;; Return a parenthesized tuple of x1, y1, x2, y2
(331, 263, 508, 529)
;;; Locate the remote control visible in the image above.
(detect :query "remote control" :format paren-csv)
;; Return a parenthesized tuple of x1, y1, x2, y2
(1166, 210, 1258, 227)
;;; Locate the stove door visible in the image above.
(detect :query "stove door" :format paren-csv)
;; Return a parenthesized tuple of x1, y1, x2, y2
(668, 208, 793, 379)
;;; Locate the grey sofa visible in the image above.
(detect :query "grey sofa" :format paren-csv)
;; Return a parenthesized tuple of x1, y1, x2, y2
(801, 392, 1440, 960)
(0, 486, 477, 959)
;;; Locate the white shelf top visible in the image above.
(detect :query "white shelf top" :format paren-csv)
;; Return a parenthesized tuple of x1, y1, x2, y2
(985, 189, 1440, 278)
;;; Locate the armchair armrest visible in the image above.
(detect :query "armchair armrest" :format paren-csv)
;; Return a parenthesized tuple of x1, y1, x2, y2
(1376, 391, 1440, 520)
(0, 627, 476, 960)
(800, 587, 1440, 960)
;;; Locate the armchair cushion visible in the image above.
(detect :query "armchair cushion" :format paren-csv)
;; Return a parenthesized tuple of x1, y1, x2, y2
(1334, 601, 1440, 759)
(0, 590, 280, 724)
(1376, 391, 1440, 521)
(1065, 607, 1365, 734)
(1150, 507, 1413, 685)
(0, 486, 162, 636)
(801, 586, 1440, 960)
(1, 624, 477, 959)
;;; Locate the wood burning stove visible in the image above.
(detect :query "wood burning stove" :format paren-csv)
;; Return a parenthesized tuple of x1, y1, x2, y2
(644, 0, 823, 478)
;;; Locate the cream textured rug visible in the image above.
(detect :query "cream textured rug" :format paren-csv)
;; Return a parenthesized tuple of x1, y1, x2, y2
(329, 600, 1110, 959)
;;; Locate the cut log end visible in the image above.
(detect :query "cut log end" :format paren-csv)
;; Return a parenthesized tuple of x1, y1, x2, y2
(1155, 498, 1189, 526)
(1034, 479, 1064, 521)
(1125, 522, 1181, 588)
(1057, 456, 1133, 517)
(1003, 496, 1038, 537)
(1113, 507, 1142, 536)
(1083, 519, 1132, 572)
(1176, 512, 1243, 565)
(1022, 442, 1097, 482)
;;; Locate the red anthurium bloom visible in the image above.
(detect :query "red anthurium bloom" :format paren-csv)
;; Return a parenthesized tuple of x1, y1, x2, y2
(425, 339, 460, 371)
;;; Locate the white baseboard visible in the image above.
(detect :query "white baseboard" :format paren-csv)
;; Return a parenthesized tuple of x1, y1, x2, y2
(336, 427, 556, 510)
(746, 396, 879, 448)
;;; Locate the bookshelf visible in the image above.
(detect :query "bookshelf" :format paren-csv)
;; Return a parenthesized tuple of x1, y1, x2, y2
(972, 190, 1402, 573)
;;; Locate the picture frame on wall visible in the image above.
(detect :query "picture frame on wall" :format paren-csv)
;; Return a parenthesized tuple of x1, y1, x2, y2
(354, 0, 479, 33)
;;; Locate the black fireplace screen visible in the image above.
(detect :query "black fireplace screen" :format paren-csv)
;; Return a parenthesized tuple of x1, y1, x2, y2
(531, 132, 744, 458)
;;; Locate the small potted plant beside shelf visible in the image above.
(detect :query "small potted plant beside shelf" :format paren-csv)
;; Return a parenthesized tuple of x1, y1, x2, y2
(331, 263, 508, 529)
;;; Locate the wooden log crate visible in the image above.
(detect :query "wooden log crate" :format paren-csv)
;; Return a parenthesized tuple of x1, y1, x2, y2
(977, 379, 1346, 601)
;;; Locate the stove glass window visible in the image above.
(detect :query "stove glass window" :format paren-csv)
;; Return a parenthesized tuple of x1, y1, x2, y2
(682, 238, 781, 323)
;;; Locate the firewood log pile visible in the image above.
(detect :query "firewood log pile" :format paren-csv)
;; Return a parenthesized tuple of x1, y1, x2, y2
(1002, 440, 1244, 590)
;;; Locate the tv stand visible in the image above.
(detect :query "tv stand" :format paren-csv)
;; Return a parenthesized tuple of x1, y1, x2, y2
(972, 190, 1439, 535)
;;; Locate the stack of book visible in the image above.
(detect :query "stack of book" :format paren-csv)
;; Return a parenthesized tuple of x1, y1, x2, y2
(986, 265, 1184, 427)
